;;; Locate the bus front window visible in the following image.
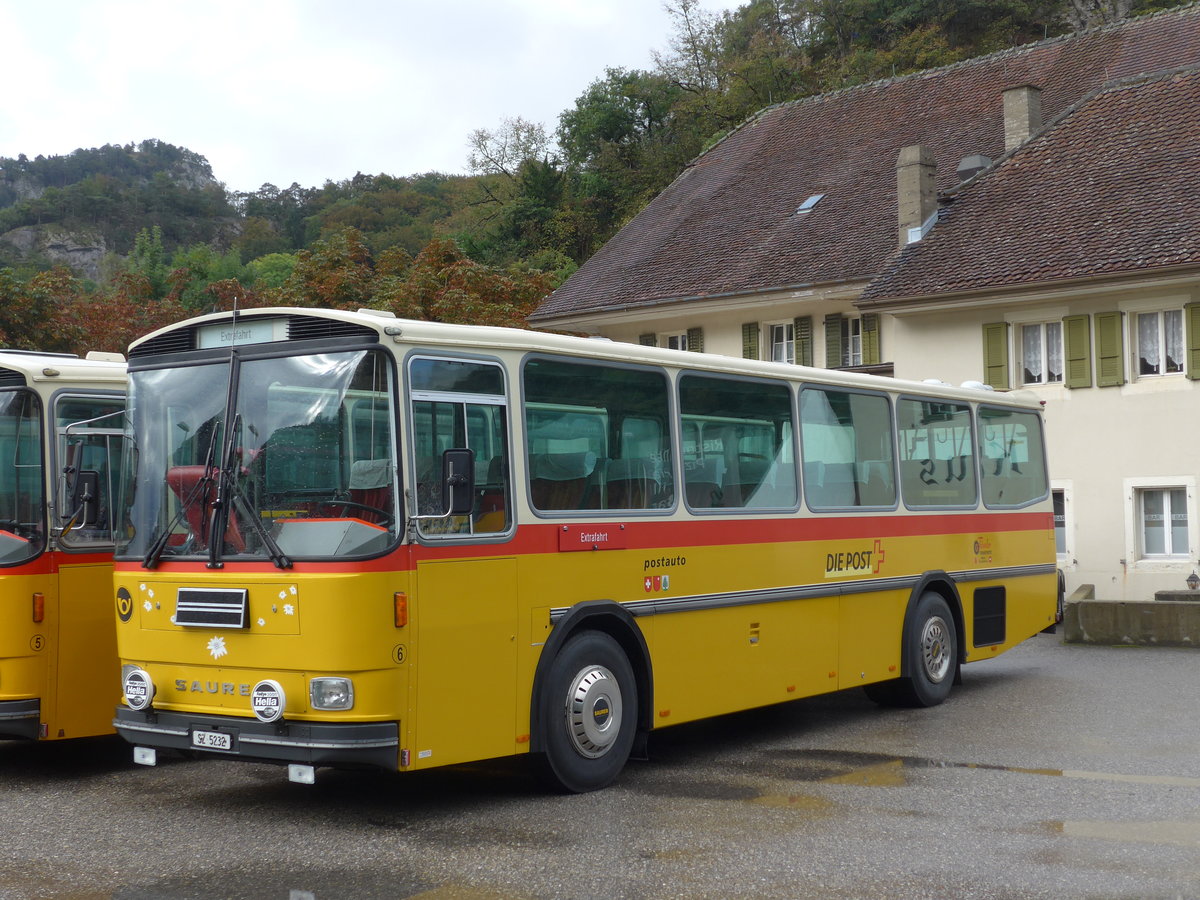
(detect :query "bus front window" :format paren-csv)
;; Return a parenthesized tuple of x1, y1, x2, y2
(119, 349, 399, 564)
(0, 390, 43, 564)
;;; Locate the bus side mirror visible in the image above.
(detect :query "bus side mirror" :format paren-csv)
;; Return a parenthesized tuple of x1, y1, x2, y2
(441, 449, 475, 516)
(63, 469, 101, 531)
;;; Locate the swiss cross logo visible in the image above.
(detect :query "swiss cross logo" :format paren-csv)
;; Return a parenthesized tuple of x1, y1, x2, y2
(872, 539, 886, 573)
(644, 577, 653, 592)
(643, 575, 671, 593)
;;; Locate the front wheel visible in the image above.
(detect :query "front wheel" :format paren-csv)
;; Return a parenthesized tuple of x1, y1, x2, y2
(537, 631, 637, 793)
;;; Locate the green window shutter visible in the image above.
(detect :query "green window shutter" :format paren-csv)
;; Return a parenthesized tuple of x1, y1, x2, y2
(824, 314, 844, 368)
(1094, 311, 1125, 387)
(861, 313, 880, 366)
(794, 316, 813, 367)
(982, 322, 1010, 391)
(1186, 302, 1200, 379)
(638, 333, 657, 347)
(686, 326, 704, 353)
(741, 322, 759, 359)
(1063, 314, 1092, 388)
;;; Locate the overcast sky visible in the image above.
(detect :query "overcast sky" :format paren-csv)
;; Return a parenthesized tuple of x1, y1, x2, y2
(2, 0, 739, 194)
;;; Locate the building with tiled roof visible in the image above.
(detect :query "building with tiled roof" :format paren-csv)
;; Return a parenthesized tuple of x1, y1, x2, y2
(862, 66, 1200, 604)
(531, 4, 1200, 603)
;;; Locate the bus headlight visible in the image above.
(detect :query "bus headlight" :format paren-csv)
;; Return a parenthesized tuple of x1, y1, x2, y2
(310, 677, 354, 711)
(122, 665, 154, 711)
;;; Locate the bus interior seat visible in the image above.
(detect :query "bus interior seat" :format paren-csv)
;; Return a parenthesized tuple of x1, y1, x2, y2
(684, 457, 724, 507)
(475, 456, 507, 531)
(605, 458, 651, 509)
(166, 465, 245, 551)
(529, 451, 596, 510)
(732, 458, 770, 507)
(347, 458, 392, 523)
(857, 459, 895, 506)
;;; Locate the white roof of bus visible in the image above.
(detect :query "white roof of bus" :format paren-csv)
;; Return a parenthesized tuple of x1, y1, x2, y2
(130, 307, 1039, 409)
(0, 350, 127, 384)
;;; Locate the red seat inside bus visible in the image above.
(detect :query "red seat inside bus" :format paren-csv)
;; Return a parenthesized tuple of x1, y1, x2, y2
(165, 465, 245, 551)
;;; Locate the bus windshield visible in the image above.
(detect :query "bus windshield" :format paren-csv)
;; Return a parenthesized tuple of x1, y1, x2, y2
(118, 348, 398, 564)
(0, 390, 43, 564)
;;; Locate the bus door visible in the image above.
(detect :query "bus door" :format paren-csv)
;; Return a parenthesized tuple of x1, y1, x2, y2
(407, 356, 517, 767)
(51, 394, 125, 738)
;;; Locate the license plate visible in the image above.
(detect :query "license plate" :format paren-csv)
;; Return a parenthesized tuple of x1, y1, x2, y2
(191, 729, 233, 751)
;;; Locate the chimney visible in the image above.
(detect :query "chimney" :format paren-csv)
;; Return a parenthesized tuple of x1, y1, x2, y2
(1003, 84, 1042, 152)
(896, 144, 937, 247)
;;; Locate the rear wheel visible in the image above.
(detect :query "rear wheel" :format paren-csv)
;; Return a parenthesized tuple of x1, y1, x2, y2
(537, 631, 636, 793)
(865, 592, 957, 708)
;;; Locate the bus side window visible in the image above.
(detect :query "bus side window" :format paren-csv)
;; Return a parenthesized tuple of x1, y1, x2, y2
(57, 395, 125, 549)
(524, 357, 672, 516)
(799, 387, 896, 509)
(979, 407, 1048, 507)
(679, 373, 796, 511)
(409, 356, 509, 537)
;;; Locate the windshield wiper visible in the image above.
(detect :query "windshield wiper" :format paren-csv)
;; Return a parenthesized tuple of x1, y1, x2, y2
(207, 413, 292, 571)
(142, 425, 219, 569)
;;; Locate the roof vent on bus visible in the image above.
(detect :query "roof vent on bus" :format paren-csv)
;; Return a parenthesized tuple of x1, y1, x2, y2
(961, 380, 995, 391)
(85, 351, 125, 362)
(356, 308, 397, 318)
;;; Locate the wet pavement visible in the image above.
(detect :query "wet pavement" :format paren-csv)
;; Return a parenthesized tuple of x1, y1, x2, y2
(1, 632, 1198, 899)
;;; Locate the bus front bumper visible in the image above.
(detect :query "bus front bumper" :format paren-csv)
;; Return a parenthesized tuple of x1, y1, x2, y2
(114, 707, 399, 770)
(0, 699, 41, 740)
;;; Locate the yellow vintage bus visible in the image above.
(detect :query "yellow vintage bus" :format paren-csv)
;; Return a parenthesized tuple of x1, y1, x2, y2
(0, 350, 127, 741)
(113, 308, 1056, 791)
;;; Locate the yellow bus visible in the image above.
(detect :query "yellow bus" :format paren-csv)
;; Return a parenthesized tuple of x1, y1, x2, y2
(112, 308, 1056, 791)
(0, 350, 127, 741)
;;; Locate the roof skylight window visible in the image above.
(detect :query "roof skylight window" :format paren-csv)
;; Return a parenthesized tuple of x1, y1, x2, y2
(795, 194, 824, 214)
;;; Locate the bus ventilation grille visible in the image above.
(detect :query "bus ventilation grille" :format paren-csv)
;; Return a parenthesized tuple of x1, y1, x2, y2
(130, 330, 195, 358)
(286, 316, 378, 343)
(174, 588, 249, 629)
(0, 368, 26, 387)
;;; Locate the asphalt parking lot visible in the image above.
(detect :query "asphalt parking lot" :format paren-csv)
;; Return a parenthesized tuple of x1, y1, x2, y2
(2, 631, 1198, 900)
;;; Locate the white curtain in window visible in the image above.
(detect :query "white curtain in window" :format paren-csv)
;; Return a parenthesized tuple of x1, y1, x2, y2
(1046, 322, 1063, 381)
(1022, 325, 1043, 383)
(1138, 313, 1161, 374)
(1165, 310, 1184, 373)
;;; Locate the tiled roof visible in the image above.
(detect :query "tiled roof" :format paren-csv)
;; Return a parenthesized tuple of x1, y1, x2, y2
(531, 4, 1200, 323)
(862, 67, 1200, 302)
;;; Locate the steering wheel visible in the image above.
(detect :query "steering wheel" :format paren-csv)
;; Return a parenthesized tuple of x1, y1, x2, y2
(314, 500, 393, 527)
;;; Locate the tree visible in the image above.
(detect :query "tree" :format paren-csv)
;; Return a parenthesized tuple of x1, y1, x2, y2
(127, 225, 169, 299)
(0, 267, 83, 352)
(280, 226, 375, 309)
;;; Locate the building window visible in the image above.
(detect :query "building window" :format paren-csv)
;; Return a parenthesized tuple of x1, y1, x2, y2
(1021, 322, 1063, 385)
(1053, 489, 1066, 555)
(665, 333, 689, 352)
(1139, 487, 1188, 557)
(769, 323, 794, 363)
(1136, 310, 1184, 377)
(842, 317, 862, 367)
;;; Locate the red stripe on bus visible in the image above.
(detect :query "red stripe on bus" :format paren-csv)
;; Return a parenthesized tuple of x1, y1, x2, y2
(115, 510, 1051, 575)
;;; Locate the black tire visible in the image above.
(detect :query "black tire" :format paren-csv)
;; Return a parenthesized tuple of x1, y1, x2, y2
(537, 631, 637, 793)
(868, 592, 960, 710)
(893, 592, 958, 708)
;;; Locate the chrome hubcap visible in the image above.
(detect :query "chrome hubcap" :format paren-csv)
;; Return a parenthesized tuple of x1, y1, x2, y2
(920, 616, 952, 683)
(565, 665, 622, 759)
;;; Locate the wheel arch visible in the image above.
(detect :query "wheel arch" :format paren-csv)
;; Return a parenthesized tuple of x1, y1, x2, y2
(528, 599, 652, 756)
(899, 572, 965, 678)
